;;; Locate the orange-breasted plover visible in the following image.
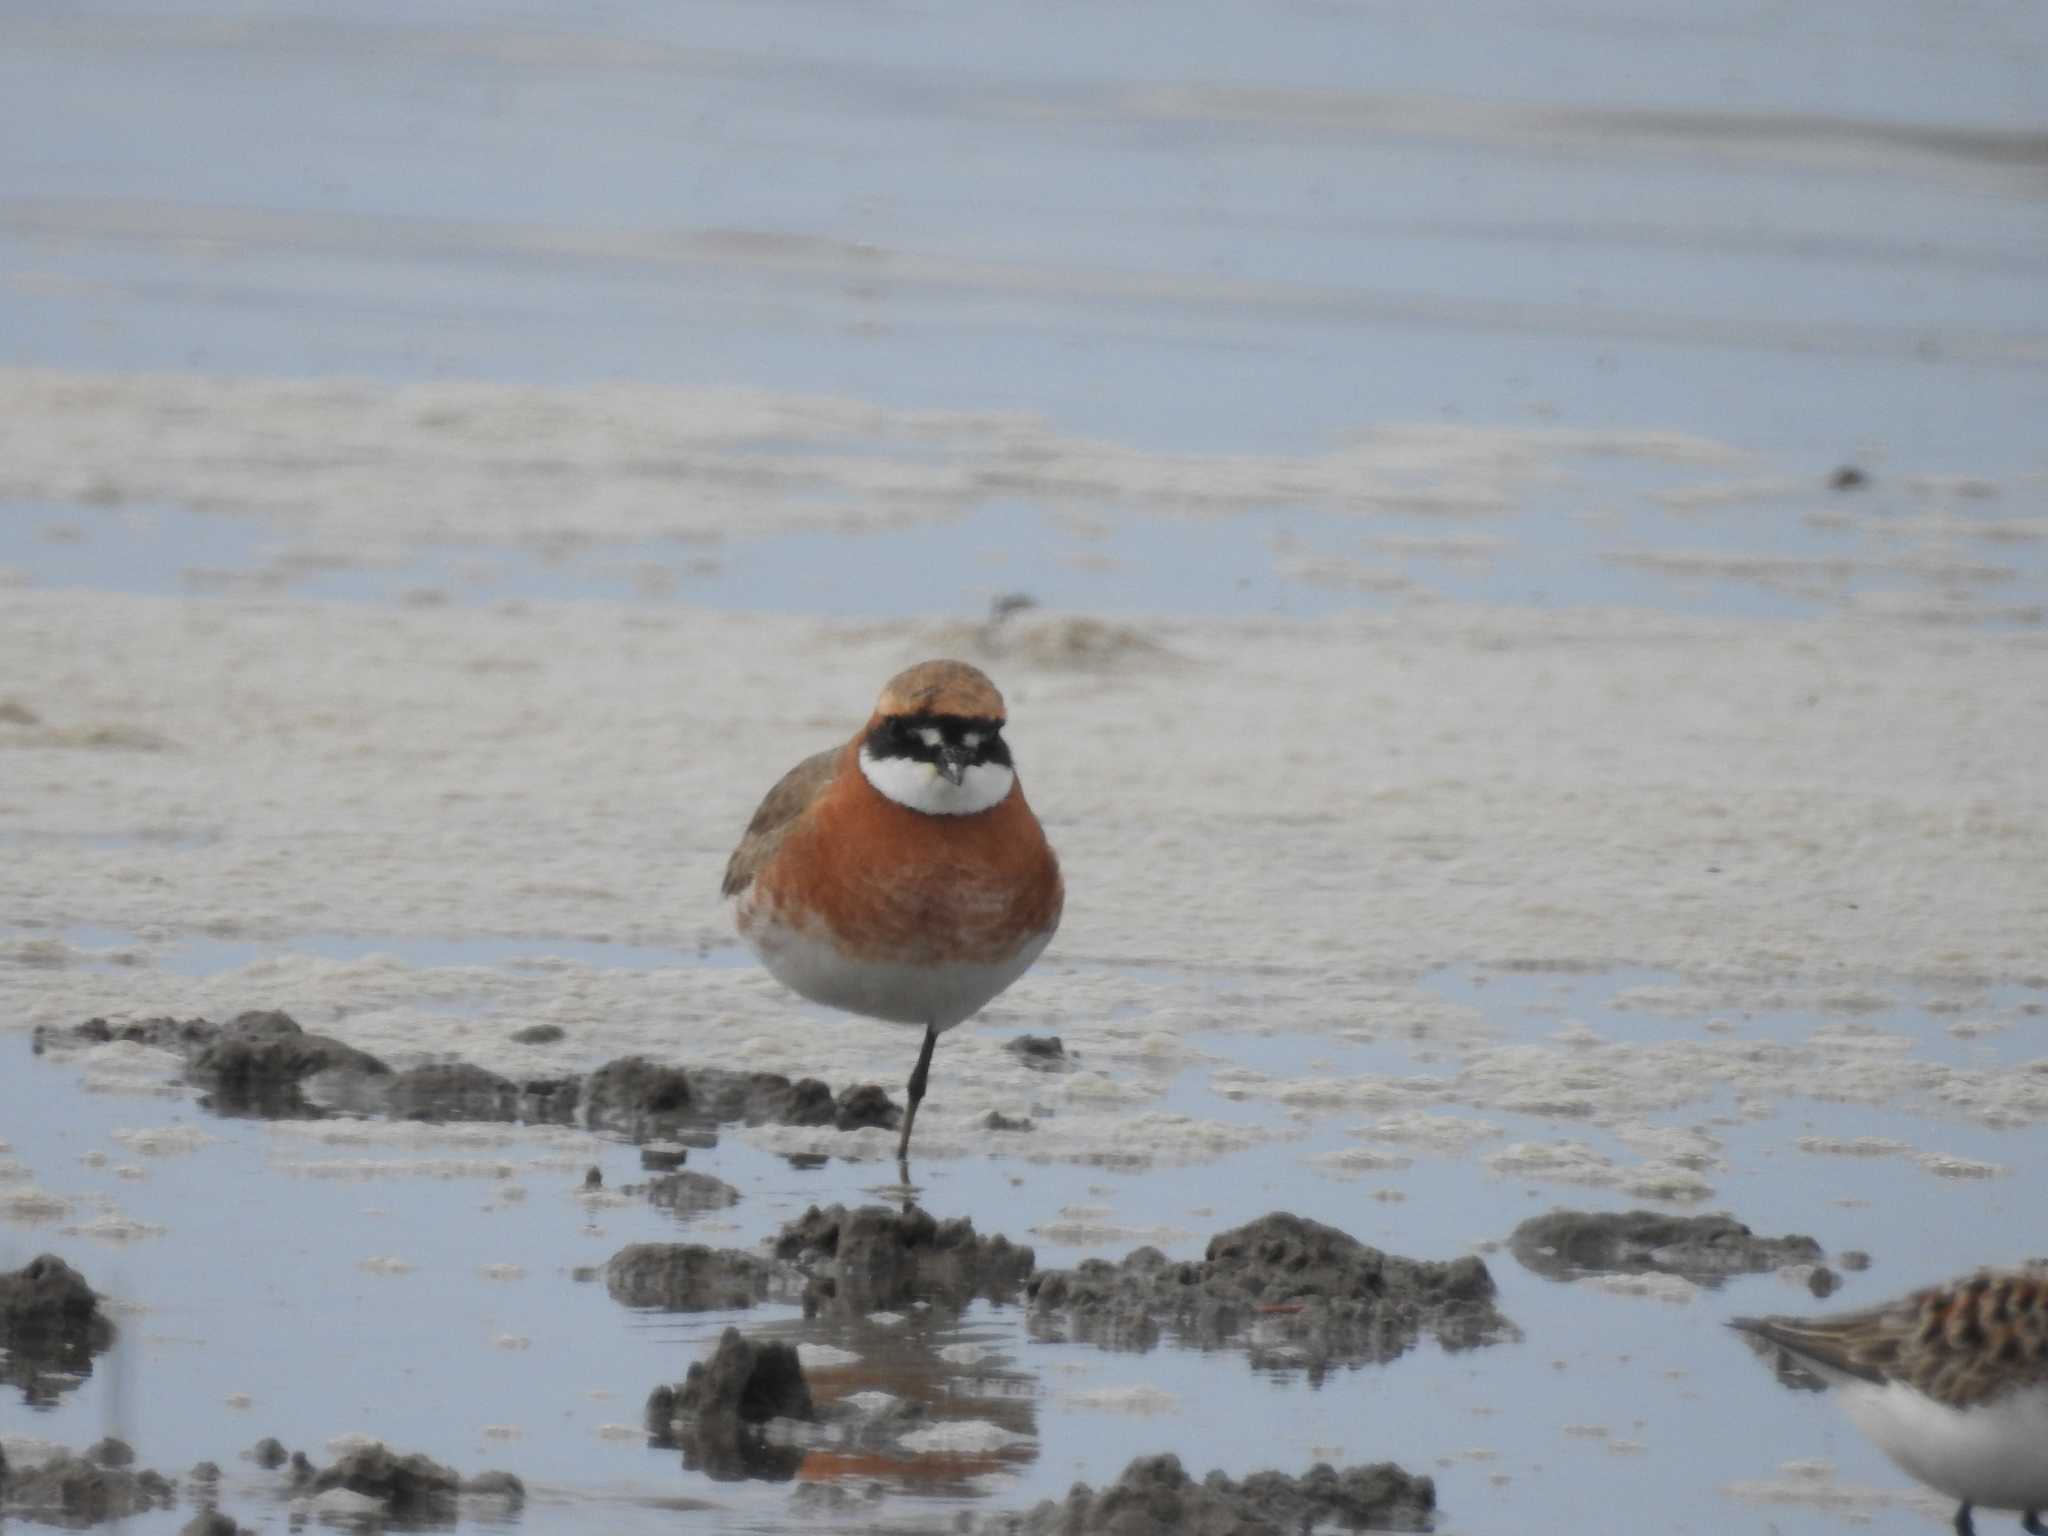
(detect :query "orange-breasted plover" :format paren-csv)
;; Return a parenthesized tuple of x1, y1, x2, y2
(1732, 1266, 2048, 1536)
(722, 660, 1063, 1165)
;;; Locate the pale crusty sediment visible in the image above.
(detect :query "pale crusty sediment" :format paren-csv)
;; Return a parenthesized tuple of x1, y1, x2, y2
(3, 583, 2043, 1168)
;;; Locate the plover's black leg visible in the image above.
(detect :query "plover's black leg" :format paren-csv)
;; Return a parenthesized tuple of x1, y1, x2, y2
(897, 1024, 939, 1166)
(2019, 1512, 2044, 1536)
(1952, 1504, 1974, 1536)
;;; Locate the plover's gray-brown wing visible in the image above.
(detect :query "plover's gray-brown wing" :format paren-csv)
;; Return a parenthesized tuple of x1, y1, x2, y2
(721, 746, 839, 899)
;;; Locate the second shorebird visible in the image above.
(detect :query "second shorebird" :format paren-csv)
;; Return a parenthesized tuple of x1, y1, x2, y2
(722, 659, 1063, 1166)
(1731, 1266, 2048, 1536)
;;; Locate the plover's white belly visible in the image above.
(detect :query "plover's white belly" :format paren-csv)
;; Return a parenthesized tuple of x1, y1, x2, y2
(1843, 1379, 2048, 1511)
(744, 913, 1052, 1031)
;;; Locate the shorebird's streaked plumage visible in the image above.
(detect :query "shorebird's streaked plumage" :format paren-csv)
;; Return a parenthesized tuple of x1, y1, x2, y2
(1731, 1266, 2048, 1536)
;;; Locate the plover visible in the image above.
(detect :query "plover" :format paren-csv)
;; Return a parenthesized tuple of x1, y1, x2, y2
(723, 659, 1062, 1165)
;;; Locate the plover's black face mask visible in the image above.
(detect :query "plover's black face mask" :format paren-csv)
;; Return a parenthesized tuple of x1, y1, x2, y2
(860, 714, 1014, 814)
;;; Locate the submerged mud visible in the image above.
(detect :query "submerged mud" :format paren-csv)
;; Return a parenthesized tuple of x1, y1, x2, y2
(0, 1440, 175, 1527)
(0, 1433, 526, 1532)
(585, 1058, 901, 1138)
(1026, 1213, 1512, 1378)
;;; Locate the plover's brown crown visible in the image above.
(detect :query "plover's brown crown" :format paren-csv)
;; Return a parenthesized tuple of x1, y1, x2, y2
(872, 659, 1005, 724)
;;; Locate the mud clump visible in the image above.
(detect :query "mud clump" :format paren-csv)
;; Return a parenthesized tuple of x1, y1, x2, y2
(658, 1326, 814, 1423)
(68, 1015, 220, 1053)
(0, 1253, 117, 1403)
(641, 1171, 742, 1213)
(774, 1203, 1036, 1312)
(179, 1511, 247, 1536)
(831, 1082, 900, 1131)
(1004, 1034, 1070, 1071)
(1028, 1212, 1511, 1378)
(975, 1452, 1435, 1535)
(509, 1023, 565, 1045)
(383, 1061, 580, 1125)
(0, 1445, 175, 1525)
(585, 1056, 696, 1129)
(677, 1067, 827, 1126)
(605, 1243, 782, 1310)
(388, 1062, 520, 1120)
(309, 1444, 458, 1513)
(186, 1010, 391, 1116)
(50, 1011, 597, 1126)
(648, 1327, 814, 1482)
(1509, 1210, 1825, 1283)
(56, 1008, 423, 1120)
(584, 1056, 901, 1139)
(0, 1253, 112, 1341)
(307, 1443, 523, 1517)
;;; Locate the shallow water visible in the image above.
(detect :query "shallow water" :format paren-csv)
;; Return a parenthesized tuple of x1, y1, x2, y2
(9, 489, 2048, 624)
(6, 955, 2044, 1533)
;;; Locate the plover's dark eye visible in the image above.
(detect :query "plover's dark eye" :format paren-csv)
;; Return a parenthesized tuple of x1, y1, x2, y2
(972, 725, 1013, 768)
(880, 718, 940, 759)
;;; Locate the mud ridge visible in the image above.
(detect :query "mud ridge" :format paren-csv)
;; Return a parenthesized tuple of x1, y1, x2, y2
(38, 1016, 901, 1142)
